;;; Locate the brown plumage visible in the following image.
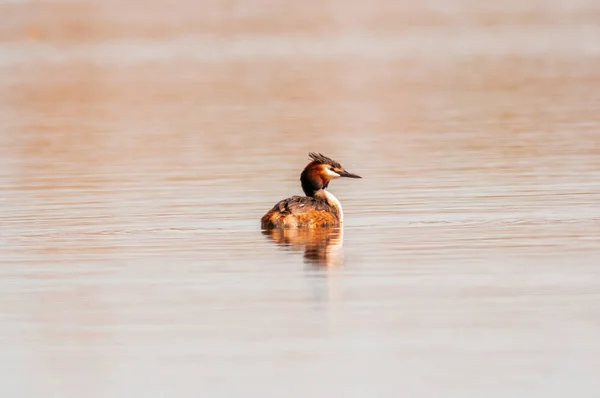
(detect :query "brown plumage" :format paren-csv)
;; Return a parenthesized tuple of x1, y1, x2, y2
(307, 152, 342, 169)
(261, 195, 339, 229)
(261, 153, 362, 229)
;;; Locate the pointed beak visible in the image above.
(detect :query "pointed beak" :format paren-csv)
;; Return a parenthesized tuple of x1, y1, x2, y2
(339, 170, 362, 178)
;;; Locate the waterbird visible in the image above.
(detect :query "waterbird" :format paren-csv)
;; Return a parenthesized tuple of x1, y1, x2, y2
(261, 152, 361, 229)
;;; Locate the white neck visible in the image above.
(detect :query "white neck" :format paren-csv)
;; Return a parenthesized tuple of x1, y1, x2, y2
(322, 190, 343, 223)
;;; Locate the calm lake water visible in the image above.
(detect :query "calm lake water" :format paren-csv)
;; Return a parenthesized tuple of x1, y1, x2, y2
(1, 1, 600, 397)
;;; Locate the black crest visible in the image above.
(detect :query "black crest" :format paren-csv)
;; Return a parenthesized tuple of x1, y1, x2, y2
(308, 152, 342, 169)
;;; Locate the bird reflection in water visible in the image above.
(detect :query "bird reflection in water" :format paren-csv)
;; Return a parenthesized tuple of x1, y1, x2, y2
(262, 227, 343, 267)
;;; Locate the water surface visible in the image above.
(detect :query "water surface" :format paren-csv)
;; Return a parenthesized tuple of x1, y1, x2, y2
(1, 1, 600, 397)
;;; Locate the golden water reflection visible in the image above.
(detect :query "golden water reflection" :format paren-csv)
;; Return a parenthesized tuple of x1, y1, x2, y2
(262, 227, 344, 267)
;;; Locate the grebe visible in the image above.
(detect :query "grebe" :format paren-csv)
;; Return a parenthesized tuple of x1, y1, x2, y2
(261, 153, 361, 229)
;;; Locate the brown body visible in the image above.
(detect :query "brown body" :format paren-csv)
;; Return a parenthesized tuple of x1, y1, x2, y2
(261, 153, 361, 229)
(261, 194, 340, 229)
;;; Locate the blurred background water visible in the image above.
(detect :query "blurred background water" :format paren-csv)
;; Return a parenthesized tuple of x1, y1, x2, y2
(1, 1, 600, 397)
